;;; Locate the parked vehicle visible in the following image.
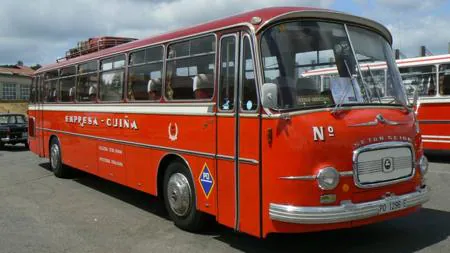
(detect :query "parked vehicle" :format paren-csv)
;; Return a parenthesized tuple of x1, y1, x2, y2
(0, 113, 28, 149)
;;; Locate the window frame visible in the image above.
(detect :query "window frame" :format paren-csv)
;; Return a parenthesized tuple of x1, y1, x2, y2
(98, 54, 126, 103)
(398, 64, 438, 98)
(43, 69, 60, 103)
(164, 33, 217, 102)
(218, 33, 239, 112)
(2, 83, 17, 101)
(59, 65, 77, 103)
(437, 63, 450, 97)
(239, 33, 259, 113)
(76, 60, 99, 103)
(127, 45, 165, 103)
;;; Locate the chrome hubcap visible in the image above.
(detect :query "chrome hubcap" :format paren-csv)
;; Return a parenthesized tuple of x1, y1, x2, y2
(167, 173, 191, 217)
(50, 144, 60, 169)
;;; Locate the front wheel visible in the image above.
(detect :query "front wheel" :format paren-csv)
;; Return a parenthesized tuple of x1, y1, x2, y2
(50, 138, 69, 178)
(163, 161, 206, 232)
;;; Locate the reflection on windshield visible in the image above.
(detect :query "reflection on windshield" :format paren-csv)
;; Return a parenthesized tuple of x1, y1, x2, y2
(260, 21, 407, 110)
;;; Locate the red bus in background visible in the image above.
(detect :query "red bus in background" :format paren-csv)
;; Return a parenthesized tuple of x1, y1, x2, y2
(303, 54, 450, 152)
(27, 7, 430, 238)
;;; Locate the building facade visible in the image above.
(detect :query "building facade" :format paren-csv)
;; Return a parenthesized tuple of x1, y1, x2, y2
(0, 65, 34, 114)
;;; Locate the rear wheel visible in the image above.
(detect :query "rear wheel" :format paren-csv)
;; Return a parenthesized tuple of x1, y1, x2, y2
(0, 142, 4, 150)
(163, 161, 206, 232)
(50, 138, 69, 178)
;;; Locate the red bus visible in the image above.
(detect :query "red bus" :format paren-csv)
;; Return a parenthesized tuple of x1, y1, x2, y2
(28, 7, 430, 238)
(303, 54, 450, 153)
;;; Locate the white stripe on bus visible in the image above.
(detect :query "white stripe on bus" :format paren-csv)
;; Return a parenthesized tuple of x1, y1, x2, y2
(422, 135, 450, 139)
(28, 103, 214, 115)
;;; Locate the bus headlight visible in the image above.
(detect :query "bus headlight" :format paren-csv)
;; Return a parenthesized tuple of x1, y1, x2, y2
(317, 167, 340, 190)
(419, 155, 429, 175)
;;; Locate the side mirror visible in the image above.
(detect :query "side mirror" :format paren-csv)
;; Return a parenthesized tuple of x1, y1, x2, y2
(261, 83, 278, 109)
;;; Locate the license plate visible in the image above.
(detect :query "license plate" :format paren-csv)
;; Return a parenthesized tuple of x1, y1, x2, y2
(22, 132, 28, 138)
(379, 198, 407, 214)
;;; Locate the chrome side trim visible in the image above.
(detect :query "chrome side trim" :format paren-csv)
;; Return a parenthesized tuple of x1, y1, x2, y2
(279, 171, 353, 180)
(279, 175, 315, 180)
(349, 114, 405, 127)
(239, 158, 259, 165)
(216, 154, 234, 161)
(352, 141, 415, 189)
(340, 171, 354, 177)
(419, 120, 450, 124)
(38, 127, 259, 164)
(216, 113, 235, 117)
(269, 185, 430, 224)
(40, 127, 215, 158)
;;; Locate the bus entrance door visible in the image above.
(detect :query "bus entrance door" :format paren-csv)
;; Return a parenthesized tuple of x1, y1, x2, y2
(216, 32, 261, 237)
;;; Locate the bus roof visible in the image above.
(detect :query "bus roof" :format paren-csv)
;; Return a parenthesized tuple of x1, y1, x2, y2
(36, 7, 392, 74)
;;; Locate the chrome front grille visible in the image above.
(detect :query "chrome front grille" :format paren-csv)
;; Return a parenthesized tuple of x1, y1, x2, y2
(353, 142, 414, 188)
(357, 156, 411, 175)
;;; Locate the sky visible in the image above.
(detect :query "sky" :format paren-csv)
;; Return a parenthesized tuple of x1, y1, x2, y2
(0, 0, 448, 66)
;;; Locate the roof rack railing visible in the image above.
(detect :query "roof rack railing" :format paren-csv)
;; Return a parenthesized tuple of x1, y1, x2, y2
(56, 36, 137, 63)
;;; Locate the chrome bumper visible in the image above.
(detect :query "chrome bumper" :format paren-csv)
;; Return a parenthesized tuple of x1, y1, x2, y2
(269, 186, 430, 224)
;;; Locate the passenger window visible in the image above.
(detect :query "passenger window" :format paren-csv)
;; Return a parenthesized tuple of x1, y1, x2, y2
(77, 61, 98, 102)
(241, 36, 257, 111)
(439, 64, 450, 95)
(128, 46, 163, 101)
(60, 66, 76, 102)
(44, 70, 59, 103)
(166, 35, 215, 100)
(399, 66, 437, 96)
(100, 55, 125, 101)
(219, 35, 237, 111)
(30, 77, 36, 104)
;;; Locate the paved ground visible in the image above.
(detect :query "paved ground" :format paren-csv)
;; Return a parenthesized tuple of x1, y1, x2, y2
(0, 145, 449, 253)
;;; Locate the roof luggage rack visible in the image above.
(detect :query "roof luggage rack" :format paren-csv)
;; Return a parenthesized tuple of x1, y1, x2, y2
(57, 36, 137, 62)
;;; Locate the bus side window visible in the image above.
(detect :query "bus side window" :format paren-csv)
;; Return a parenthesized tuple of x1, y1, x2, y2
(166, 35, 215, 100)
(439, 64, 450, 96)
(241, 35, 257, 111)
(219, 35, 237, 111)
(127, 46, 163, 101)
(77, 61, 98, 102)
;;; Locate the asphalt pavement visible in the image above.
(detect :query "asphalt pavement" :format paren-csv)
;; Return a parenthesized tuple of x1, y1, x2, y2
(0, 145, 449, 253)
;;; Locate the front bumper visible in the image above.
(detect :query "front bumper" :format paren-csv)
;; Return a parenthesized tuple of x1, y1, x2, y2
(269, 185, 430, 224)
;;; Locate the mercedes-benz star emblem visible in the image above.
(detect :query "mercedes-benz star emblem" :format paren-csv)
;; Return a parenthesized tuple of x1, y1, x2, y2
(382, 157, 394, 173)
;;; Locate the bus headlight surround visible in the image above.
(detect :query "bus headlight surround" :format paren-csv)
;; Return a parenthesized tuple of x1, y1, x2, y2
(317, 167, 340, 190)
(419, 155, 429, 175)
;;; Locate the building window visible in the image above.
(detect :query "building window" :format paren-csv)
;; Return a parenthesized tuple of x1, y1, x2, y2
(2, 83, 17, 100)
(20, 84, 30, 100)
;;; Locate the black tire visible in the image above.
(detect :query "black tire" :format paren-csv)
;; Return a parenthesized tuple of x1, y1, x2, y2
(0, 142, 4, 150)
(24, 142, 29, 149)
(163, 161, 206, 232)
(49, 138, 69, 178)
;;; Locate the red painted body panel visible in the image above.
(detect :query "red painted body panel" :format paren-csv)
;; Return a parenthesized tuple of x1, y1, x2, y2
(26, 7, 426, 239)
(416, 101, 450, 151)
(261, 108, 422, 236)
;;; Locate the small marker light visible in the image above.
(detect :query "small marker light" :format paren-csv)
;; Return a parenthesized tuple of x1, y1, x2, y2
(251, 16, 262, 25)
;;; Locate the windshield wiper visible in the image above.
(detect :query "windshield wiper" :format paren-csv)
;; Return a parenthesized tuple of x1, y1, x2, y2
(367, 66, 382, 103)
(331, 60, 357, 114)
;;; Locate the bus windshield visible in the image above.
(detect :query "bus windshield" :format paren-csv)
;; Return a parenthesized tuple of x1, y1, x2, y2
(260, 21, 407, 110)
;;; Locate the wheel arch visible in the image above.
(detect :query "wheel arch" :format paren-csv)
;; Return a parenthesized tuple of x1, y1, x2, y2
(156, 153, 197, 201)
(48, 134, 60, 157)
